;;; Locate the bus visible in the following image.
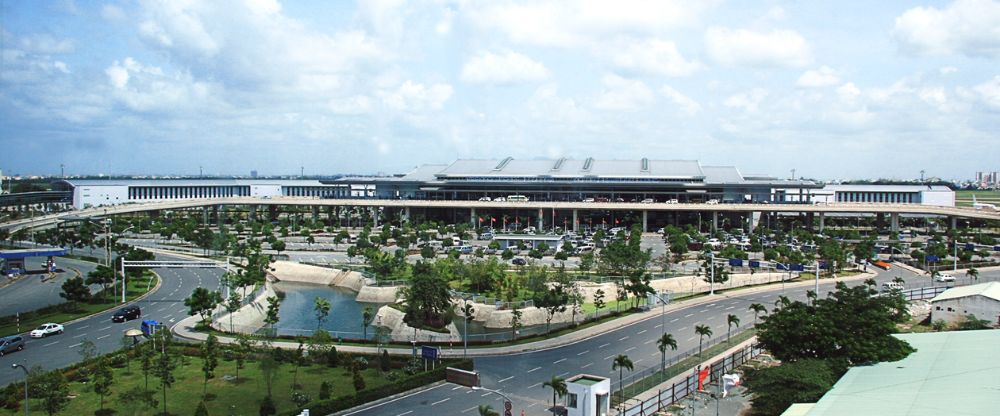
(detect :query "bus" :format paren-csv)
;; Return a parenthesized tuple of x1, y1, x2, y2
(507, 195, 529, 202)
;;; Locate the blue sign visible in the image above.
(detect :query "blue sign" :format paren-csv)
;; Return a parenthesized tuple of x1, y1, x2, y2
(965, 243, 975, 251)
(818, 261, 828, 270)
(925, 255, 940, 263)
(776, 263, 788, 270)
(994, 246, 1000, 252)
(749, 261, 761, 268)
(421, 346, 438, 360)
(790, 264, 805, 272)
(728, 259, 744, 267)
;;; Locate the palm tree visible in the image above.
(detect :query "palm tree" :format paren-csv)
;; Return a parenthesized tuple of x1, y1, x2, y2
(542, 375, 568, 415)
(892, 276, 905, 286)
(966, 267, 979, 283)
(726, 314, 740, 343)
(612, 354, 634, 411)
(695, 324, 713, 356)
(806, 290, 817, 305)
(748, 303, 767, 325)
(478, 404, 499, 416)
(656, 333, 677, 371)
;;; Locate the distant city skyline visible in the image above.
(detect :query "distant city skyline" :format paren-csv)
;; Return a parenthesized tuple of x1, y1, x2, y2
(2, 1, 1000, 179)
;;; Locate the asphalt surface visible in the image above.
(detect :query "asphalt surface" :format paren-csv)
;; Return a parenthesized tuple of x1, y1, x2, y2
(0, 256, 103, 317)
(0, 255, 224, 387)
(341, 266, 1000, 416)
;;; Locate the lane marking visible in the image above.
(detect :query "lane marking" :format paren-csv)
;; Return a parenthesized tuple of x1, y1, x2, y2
(637, 329, 647, 335)
(618, 336, 629, 341)
(461, 407, 477, 413)
(581, 363, 593, 369)
(643, 339, 655, 345)
(451, 386, 463, 390)
(76, 325, 89, 330)
(725, 306, 735, 310)
(598, 343, 610, 348)
(528, 382, 541, 389)
(397, 411, 413, 416)
(97, 334, 110, 340)
(498, 375, 514, 383)
(99, 326, 112, 331)
(43, 341, 60, 347)
(577, 350, 590, 356)
(624, 347, 636, 353)
(604, 354, 614, 360)
(68, 343, 81, 349)
(73, 334, 87, 338)
(654, 324, 662, 328)
(527, 367, 542, 373)
(431, 398, 450, 406)
(553, 358, 567, 364)
(670, 318, 680, 323)
(687, 336, 696, 342)
(684, 313, 693, 318)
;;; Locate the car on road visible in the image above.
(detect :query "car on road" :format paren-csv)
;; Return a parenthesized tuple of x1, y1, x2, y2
(582, 198, 595, 203)
(511, 258, 527, 266)
(478, 196, 492, 201)
(665, 199, 679, 204)
(881, 281, 904, 291)
(0, 335, 25, 356)
(934, 273, 956, 283)
(640, 198, 654, 204)
(706, 199, 720, 205)
(112, 305, 142, 323)
(29, 323, 64, 338)
(493, 197, 506, 202)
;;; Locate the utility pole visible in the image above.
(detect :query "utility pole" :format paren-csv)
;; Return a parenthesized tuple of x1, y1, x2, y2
(920, 170, 925, 182)
(199, 166, 203, 178)
(790, 169, 796, 180)
(300, 166, 304, 178)
(60, 164, 65, 179)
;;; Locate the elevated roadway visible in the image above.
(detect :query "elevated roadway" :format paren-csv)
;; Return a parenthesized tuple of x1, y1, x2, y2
(1, 197, 998, 233)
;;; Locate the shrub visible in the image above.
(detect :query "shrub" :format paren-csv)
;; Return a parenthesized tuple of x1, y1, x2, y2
(259, 395, 276, 416)
(319, 381, 331, 400)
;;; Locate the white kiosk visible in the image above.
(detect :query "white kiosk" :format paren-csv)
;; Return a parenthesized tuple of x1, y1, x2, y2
(565, 374, 611, 416)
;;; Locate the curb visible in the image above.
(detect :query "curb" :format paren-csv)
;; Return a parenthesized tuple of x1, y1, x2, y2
(49, 271, 164, 329)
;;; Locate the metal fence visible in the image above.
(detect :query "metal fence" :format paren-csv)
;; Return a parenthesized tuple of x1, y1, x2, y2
(899, 286, 948, 301)
(619, 341, 764, 416)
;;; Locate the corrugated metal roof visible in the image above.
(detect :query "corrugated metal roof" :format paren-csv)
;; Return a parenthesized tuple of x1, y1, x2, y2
(930, 281, 1000, 303)
(701, 166, 745, 184)
(798, 330, 1000, 416)
(824, 185, 952, 192)
(435, 158, 708, 179)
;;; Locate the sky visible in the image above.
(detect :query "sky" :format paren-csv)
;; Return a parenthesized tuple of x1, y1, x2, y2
(1, 0, 999, 180)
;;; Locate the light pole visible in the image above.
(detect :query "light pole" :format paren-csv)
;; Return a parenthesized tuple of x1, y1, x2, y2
(707, 252, 715, 295)
(472, 386, 513, 414)
(119, 225, 135, 304)
(11, 363, 28, 416)
(462, 295, 473, 359)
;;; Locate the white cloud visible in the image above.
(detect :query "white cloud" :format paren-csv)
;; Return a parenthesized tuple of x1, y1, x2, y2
(797, 66, 840, 88)
(435, 7, 455, 35)
(17, 33, 75, 54)
(723, 88, 768, 113)
(607, 38, 703, 77)
(381, 80, 453, 112)
(103, 57, 214, 112)
(939, 66, 959, 75)
(705, 27, 811, 67)
(836, 82, 861, 101)
(471, 0, 718, 47)
(101, 4, 126, 21)
(328, 95, 373, 115)
(893, 0, 1000, 57)
(660, 85, 701, 115)
(973, 75, 1000, 109)
(593, 74, 654, 111)
(460, 51, 550, 84)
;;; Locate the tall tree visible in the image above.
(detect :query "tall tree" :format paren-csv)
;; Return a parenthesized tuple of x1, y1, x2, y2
(37, 370, 70, 416)
(656, 333, 678, 371)
(611, 354, 634, 412)
(92, 357, 115, 411)
(695, 324, 713, 356)
(153, 337, 177, 416)
(314, 296, 331, 330)
(59, 276, 91, 306)
(225, 291, 242, 332)
(201, 334, 219, 397)
(184, 287, 223, 325)
(362, 306, 375, 340)
(727, 314, 741, 343)
(542, 375, 568, 415)
(264, 295, 282, 336)
(400, 261, 452, 328)
(748, 303, 767, 326)
(536, 284, 569, 333)
(744, 359, 837, 416)
(85, 265, 116, 300)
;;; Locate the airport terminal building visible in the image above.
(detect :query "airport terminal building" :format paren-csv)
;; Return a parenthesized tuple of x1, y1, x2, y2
(52, 158, 954, 210)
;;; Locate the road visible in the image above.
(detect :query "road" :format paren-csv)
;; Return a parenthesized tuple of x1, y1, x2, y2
(0, 255, 224, 386)
(0, 256, 101, 317)
(342, 266, 1000, 416)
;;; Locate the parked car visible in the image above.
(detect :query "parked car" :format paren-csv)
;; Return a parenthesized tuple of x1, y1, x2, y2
(0, 335, 25, 356)
(511, 258, 527, 266)
(493, 197, 506, 202)
(478, 196, 492, 201)
(29, 323, 64, 338)
(665, 199, 679, 204)
(582, 198, 595, 203)
(706, 199, 720, 205)
(640, 198, 655, 204)
(112, 305, 141, 323)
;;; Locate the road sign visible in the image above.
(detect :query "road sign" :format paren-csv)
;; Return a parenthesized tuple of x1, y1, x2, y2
(421, 346, 439, 360)
(925, 255, 940, 263)
(728, 258, 743, 267)
(445, 367, 480, 387)
(790, 264, 805, 272)
(749, 260, 760, 268)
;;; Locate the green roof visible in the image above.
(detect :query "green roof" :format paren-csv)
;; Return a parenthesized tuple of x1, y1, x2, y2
(785, 330, 1000, 416)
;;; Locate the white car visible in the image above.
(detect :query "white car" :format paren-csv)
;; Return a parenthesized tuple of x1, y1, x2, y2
(640, 198, 654, 204)
(665, 199, 679, 204)
(706, 199, 720, 205)
(478, 196, 492, 201)
(30, 323, 64, 338)
(934, 273, 956, 283)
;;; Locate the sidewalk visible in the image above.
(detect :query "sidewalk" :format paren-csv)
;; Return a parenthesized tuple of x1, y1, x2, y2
(172, 269, 877, 356)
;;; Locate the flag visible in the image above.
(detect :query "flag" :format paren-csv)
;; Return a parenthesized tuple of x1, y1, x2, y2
(491, 217, 496, 223)
(478, 217, 483, 224)
(697, 367, 710, 391)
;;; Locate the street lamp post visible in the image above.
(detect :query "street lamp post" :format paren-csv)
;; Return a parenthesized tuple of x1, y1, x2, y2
(472, 386, 513, 414)
(462, 295, 473, 359)
(708, 252, 715, 295)
(11, 363, 28, 416)
(119, 225, 135, 304)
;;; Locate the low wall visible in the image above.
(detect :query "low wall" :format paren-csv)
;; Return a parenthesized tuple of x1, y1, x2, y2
(213, 282, 277, 332)
(270, 260, 365, 291)
(375, 305, 461, 342)
(357, 286, 400, 303)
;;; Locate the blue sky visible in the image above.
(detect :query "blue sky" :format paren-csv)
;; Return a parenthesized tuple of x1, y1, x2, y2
(1, 0, 999, 180)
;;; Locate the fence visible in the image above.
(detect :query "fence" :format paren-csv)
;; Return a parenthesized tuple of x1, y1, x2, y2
(619, 341, 764, 416)
(451, 290, 535, 310)
(900, 286, 948, 301)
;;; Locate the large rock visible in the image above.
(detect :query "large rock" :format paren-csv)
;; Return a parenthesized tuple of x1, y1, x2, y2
(374, 305, 460, 342)
(269, 261, 365, 291)
(357, 286, 400, 303)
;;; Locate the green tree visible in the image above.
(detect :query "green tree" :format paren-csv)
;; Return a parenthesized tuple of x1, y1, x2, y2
(542, 375, 568, 415)
(319, 381, 332, 400)
(92, 357, 115, 411)
(37, 370, 70, 416)
(185, 287, 223, 325)
(314, 296, 331, 330)
(593, 289, 606, 313)
(85, 265, 116, 300)
(59, 276, 91, 305)
(478, 404, 500, 416)
(757, 281, 913, 366)
(965, 267, 979, 283)
(957, 314, 990, 330)
(749, 303, 767, 326)
(536, 284, 569, 333)
(259, 354, 279, 397)
(420, 245, 436, 259)
(656, 333, 678, 371)
(201, 334, 219, 397)
(744, 359, 837, 416)
(264, 296, 282, 336)
(225, 291, 242, 332)
(612, 354, 634, 412)
(271, 240, 286, 257)
(695, 324, 713, 356)
(400, 261, 452, 328)
(154, 338, 177, 415)
(195, 401, 209, 416)
(727, 314, 741, 342)
(351, 362, 366, 392)
(259, 395, 276, 416)
(510, 306, 523, 340)
(362, 306, 375, 340)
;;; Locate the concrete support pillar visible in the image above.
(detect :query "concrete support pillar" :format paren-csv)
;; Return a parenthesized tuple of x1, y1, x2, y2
(806, 212, 815, 231)
(471, 208, 477, 228)
(249, 205, 257, 221)
(819, 212, 825, 234)
(267, 205, 278, 221)
(403, 207, 411, 223)
(712, 211, 719, 231)
(202, 207, 209, 226)
(372, 207, 379, 228)
(890, 213, 899, 234)
(538, 208, 544, 231)
(212, 205, 220, 226)
(949, 216, 957, 230)
(312, 206, 319, 221)
(572, 209, 579, 232)
(642, 210, 648, 232)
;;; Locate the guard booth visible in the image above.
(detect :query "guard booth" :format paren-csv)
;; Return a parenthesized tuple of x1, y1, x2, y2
(565, 374, 610, 416)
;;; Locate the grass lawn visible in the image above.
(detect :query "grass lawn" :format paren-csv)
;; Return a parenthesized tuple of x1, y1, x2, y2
(0, 273, 158, 338)
(1, 353, 397, 416)
(955, 190, 1000, 207)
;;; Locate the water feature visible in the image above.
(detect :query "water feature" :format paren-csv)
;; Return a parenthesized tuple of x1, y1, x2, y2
(272, 281, 386, 339)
